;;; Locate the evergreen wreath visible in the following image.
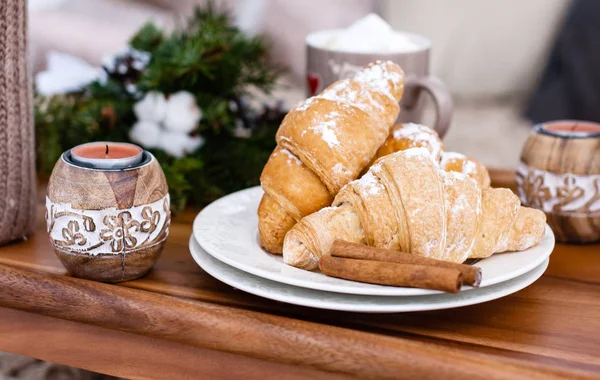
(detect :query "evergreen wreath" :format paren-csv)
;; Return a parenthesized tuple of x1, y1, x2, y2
(35, 4, 286, 213)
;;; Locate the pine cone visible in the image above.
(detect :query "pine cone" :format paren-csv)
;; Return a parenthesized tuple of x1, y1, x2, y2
(102, 46, 151, 94)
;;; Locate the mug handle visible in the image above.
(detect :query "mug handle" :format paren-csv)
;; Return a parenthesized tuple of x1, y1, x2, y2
(403, 75, 453, 138)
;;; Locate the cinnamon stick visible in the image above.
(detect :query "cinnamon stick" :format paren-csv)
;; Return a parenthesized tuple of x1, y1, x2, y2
(319, 256, 462, 293)
(331, 240, 482, 287)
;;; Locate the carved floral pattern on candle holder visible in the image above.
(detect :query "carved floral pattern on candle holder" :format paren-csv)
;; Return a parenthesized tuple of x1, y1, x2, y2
(46, 206, 97, 234)
(584, 179, 600, 210)
(140, 206, 160, 233)
(100, 212, 142, 253)
(553, 176, 586, 213)
(46, 194, 170, 255)
(61, 221, 88, 246)
(519, 173, 550, 210)
(516, 163, 600, 215)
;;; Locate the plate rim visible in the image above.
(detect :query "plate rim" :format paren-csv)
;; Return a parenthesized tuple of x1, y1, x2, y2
(189, 235, 549, 313)
(193, 186, 555, 297)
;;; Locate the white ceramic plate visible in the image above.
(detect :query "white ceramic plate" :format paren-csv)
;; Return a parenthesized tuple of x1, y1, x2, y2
(190, 236, 549, 313)
(193, 187, 555, 297)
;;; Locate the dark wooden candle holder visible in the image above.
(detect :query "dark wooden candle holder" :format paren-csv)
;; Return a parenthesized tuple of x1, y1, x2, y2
(46, 150, 170, 282)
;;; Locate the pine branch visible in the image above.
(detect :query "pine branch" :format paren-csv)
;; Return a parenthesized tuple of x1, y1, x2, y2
(35, 2, 285, 213)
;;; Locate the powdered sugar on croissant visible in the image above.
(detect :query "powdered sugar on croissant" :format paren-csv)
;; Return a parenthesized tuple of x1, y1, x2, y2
(376, 123, 444, 162)
(283, 148, 546, 270)
(258, 61, 405, 254)
(373, 123, 491, 188)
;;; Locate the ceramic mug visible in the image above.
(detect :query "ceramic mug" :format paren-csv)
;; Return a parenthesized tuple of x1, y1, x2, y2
(517, 120, 600, 243)
(306, 30, 453, 138)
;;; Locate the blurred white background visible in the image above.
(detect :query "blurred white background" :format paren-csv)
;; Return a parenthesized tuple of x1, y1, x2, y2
(28, 0, 573, 168)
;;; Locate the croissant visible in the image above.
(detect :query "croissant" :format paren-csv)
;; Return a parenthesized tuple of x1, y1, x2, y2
(374, 122, 444, 162)
(283, 148, 546, 270)
(373, 123, 491, 188)
(440, 151, 491, 189)
(258, 61, 405, 254)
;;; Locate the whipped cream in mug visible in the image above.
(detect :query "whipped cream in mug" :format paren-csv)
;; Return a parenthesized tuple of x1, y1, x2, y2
(305, 13, 450, 138)
(308, 13, 421, 54)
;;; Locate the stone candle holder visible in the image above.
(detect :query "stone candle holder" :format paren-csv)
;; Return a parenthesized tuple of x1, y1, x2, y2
(517, 120, 600, 243)
(45, 149, 170, 282)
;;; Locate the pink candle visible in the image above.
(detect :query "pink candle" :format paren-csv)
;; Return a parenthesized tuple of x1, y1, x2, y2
(539, 120, 600, 137)
(70, 142, 143, 169)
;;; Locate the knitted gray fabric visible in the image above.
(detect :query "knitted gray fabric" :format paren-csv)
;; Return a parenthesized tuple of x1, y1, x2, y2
(0, 0, 36, 244)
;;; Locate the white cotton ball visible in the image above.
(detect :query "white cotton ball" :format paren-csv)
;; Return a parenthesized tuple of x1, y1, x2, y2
(129, 120, 162, 149)
(159, 131, 205, 158)
(35, 51, 103, 96)
(133, 91, 167, 123)
(125, 83, 138, 95)
(163, 91, 202, 134)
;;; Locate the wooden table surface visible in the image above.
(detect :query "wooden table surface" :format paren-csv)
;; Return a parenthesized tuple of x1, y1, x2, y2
(0, 170, 599, 380)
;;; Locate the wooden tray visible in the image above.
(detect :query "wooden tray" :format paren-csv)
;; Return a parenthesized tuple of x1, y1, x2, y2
(0, 169, 598, 379)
